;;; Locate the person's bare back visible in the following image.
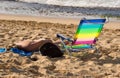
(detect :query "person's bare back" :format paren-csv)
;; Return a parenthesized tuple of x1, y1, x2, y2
(15, 39, 52, 51)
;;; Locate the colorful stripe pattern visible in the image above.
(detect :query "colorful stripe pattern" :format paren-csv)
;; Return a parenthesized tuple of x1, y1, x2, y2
(66, 44, 92, 49)
(73, 19, 106, 45)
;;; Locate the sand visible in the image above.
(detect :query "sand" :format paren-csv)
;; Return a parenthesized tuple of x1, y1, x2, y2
(0, 14, 120, 78)
(0, 14, 80, 25)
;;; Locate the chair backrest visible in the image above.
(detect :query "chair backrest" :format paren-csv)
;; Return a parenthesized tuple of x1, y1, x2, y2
(73, 18, 106, 45)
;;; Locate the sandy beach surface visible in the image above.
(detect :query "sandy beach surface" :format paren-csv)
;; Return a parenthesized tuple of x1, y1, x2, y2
(0, 14, 120, 78)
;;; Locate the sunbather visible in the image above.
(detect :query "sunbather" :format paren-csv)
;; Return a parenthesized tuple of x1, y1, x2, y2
(15, 39, 52, 51)
(14, 39, 63, 58)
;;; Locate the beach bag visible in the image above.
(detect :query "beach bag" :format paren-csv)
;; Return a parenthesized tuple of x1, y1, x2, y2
(40, 43, 63, 58)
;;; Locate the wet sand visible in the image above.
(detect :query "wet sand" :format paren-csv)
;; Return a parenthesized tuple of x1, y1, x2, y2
(0, 14, 80, 25)
(0, 14, 120, 78)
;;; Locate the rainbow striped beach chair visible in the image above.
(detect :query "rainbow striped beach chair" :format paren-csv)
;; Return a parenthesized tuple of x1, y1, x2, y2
(57, 18, 106, 54)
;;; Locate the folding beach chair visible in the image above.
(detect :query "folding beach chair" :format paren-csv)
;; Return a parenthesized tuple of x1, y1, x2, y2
(57, 18, 106, 55)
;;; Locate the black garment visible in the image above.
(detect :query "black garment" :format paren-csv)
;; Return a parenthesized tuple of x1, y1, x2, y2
(40, 43, 63, 58)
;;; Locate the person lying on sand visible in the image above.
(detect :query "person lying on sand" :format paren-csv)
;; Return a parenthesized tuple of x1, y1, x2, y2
(14, 39, 63, 58)
(15, 39, 52, 52)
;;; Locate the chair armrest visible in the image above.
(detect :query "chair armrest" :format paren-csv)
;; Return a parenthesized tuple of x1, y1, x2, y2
(56, 34, 73, 42)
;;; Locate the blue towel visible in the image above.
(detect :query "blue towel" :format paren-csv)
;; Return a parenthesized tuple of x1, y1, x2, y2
(10, 48, 33, 56)
(0, 48, 7, 53)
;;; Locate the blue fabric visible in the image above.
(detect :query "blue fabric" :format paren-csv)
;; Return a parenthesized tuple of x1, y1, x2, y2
(0, 48, 6, 53)
(80, 19, 106, 24)
(10, 48, 33, 56)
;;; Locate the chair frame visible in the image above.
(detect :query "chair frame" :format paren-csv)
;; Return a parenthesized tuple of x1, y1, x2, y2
(57, 18, 108, 55)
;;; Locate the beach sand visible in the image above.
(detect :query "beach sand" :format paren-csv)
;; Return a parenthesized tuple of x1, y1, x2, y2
(0, 14, 120, 78)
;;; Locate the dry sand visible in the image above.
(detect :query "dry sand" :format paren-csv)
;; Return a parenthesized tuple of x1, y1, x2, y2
(0, 14, 120, 78)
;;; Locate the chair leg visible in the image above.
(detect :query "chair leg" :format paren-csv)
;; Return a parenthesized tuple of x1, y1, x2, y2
(59, 38, 71, 55)
(93, 46, 100, 54)
(64, 47, 71, 56)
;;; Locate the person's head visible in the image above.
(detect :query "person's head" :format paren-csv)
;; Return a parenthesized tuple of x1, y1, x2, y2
(40, 43, 63, 58)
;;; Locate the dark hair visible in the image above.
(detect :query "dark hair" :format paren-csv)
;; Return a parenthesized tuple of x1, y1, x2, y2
(40, 43, 63, 58)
